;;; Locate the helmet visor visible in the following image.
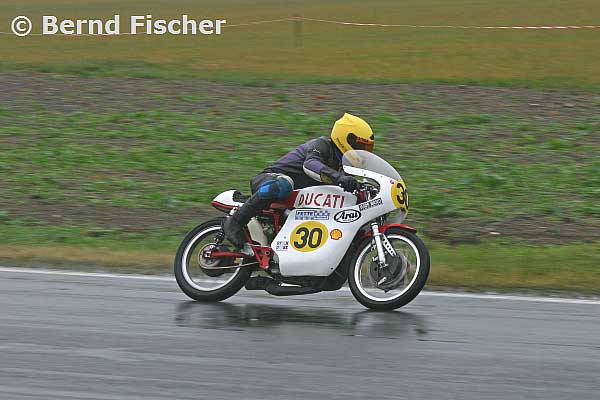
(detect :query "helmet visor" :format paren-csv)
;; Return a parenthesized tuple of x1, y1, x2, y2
(348, 133, 375, 152)
(357, 140, 374, 152)
(353, 138, 375, 152)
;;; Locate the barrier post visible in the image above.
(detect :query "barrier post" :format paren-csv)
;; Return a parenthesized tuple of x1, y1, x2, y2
(293, 15, 303, 47)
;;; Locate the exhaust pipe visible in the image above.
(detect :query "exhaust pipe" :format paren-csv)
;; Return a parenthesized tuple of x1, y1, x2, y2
(245, 277, 321, 296)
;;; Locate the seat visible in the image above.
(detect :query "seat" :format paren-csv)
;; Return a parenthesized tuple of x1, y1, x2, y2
(232, 190, 250, 203)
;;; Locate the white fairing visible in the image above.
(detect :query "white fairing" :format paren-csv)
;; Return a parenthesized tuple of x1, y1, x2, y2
(274, 167, 400, 276)
(212, 190, 244, 208)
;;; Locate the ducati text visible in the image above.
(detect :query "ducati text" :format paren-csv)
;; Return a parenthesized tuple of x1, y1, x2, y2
(297, 193, 346, 208)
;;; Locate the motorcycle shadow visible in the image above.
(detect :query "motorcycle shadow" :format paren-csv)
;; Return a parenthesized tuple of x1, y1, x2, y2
(174, 300, 428, 339)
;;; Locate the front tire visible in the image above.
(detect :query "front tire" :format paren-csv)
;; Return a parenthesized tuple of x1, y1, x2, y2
(348, 228, 430, 311)
(174, 218, 251, 302)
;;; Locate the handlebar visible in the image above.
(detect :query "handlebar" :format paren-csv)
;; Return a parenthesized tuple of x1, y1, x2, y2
(337, 178, 379, 196)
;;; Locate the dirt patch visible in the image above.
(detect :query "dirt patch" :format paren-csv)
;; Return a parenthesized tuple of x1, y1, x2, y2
(5, 197, 598, 244)
(418, 216, 600, 245)
(1, 198, 218, 233)
(1, 73, 599, 124)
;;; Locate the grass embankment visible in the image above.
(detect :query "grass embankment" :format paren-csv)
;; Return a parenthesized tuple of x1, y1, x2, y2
(2, 0, 600, 88)
(3, 243, 600, 293)
(1, 75, 599, 291)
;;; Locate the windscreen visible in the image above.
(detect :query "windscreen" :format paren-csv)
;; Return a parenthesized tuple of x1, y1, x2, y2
(342, 150, 401, 180)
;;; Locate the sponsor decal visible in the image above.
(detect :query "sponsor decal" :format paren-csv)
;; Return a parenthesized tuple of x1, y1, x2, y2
(330, 229, 343, 240)
(274, 240, 289, 251)
(295, 209, 330, 221)
(334, 209, 361, 223)
(358, 198, 383, 212)
(297, 192, 346, 208)
(290, 221, 328, 252)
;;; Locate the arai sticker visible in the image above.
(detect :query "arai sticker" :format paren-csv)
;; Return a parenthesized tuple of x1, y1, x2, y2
(334, 209, 361, 223)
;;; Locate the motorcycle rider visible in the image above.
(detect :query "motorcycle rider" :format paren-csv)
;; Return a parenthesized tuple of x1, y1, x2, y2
(223, 113, 375, 248)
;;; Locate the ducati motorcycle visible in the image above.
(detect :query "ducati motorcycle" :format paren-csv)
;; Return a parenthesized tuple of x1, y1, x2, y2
(174, 150, 430, 310)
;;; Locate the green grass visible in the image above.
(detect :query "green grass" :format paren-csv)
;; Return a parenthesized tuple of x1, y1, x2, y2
(431, 242, 600, 292)
(1, 232, 598, 293)
(3, 108, 598, 219)
(1, 93, 599, 291)
(2, 0, 600, 88)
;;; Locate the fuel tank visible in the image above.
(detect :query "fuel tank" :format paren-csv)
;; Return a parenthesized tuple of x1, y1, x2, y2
(293, 185, 357, 209)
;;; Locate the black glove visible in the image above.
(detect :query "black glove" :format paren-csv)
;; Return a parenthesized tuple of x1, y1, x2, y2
(337, 175, 359, 193)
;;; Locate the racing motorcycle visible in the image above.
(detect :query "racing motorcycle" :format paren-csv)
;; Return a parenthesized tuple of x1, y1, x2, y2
(175, 150, 430, 310)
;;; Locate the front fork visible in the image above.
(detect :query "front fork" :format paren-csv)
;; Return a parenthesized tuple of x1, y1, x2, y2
(371, 220, 397, 269)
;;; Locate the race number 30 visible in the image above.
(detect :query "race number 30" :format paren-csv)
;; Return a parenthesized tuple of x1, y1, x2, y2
(291, 221, 328, 252)
(391, 179, 409, 213)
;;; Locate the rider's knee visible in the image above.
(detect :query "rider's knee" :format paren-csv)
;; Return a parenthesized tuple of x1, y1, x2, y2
(257, 175, 294, 200)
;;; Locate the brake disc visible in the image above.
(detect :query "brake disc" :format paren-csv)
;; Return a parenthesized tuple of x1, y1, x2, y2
(198, 243, 231, 277)
(369, 252, 410, 291)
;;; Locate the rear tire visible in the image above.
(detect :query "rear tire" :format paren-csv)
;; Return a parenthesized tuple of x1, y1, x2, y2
(348, 228, 430, 311)
(174, 218, 251, 302)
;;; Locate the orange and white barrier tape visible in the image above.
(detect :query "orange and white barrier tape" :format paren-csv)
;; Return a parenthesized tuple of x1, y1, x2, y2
(1, 16, 599, 36)
(296, 17, 600, 30)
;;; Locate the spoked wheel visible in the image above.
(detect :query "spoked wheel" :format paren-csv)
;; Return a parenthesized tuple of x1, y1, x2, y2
(174, 218, 252, 302)
(348, 228, 430, 311)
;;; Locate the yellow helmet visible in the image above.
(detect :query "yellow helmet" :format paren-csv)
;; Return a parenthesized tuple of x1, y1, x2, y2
(331, 113, 375, 154)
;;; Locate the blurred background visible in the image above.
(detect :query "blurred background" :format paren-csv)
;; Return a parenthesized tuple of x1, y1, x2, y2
(1, 0, 599, 292)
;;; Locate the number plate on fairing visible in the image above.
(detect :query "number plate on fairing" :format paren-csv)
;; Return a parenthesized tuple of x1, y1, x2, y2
(290, 221, 328, 252)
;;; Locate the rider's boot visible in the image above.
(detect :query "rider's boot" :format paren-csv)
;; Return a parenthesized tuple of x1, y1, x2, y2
(223, 193, 269, 249)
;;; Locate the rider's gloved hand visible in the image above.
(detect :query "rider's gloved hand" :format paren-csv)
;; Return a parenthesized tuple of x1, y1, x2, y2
(337, 175, 359, 193)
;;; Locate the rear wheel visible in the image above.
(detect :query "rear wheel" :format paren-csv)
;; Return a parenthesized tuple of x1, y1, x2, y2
(174, 218, 251, 302)
(348, 228, 430, 311)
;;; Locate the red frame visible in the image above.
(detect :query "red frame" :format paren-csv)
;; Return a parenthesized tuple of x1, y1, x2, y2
(210, 251, 252, 258)
(209, 191, 300, 269)
(243, 228, 274, 269)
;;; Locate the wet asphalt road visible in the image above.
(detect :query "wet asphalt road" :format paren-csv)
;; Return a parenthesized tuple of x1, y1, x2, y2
(1, 269, 599, 400)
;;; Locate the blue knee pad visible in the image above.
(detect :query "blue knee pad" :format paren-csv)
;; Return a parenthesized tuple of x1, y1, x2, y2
(257, 177, 293, 200)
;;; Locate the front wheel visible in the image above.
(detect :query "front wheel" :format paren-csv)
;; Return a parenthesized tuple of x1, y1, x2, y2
(174, 218, 251, 302)
(348, 228, 430, 311)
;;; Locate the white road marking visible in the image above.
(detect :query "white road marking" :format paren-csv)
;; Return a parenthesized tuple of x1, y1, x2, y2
(419, 291, 600, 305)
(1, 266, 599, 305)
(0, 266, 174, 282)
